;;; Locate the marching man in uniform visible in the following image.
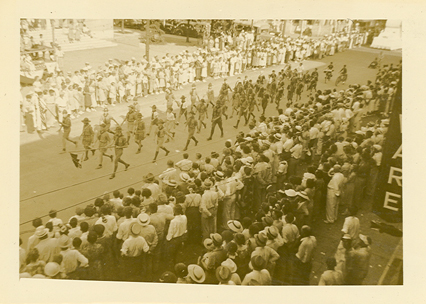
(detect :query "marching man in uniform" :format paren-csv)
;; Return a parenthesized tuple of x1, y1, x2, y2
(80, 117, 95, 161)
(123, 105, 137, 144)
(60, 110, 77, 153)
(110, 126, 130, 179)
(134, 112, 145, 154)
(183, 111, 199, 151)
(96, 123, 113, 169)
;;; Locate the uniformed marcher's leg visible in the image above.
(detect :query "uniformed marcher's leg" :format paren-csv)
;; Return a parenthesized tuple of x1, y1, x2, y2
(207, 120, 217, 140)
(218, 120, 224, 137)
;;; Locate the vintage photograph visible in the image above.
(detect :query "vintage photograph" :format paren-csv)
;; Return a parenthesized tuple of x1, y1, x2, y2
(19, 18, 402, 286)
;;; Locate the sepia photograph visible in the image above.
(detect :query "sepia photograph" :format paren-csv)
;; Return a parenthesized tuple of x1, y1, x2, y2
(18, 17, 404, 288)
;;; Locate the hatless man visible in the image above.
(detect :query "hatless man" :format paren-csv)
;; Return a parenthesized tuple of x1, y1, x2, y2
(165, 205, 187, 270)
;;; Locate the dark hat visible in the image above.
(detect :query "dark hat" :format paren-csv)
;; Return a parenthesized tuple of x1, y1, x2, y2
(143, 173, 155, 183)
(159, 271, 178, 283)
(203, 179, 213, 188)
(262, 216, 274, 227)
(251, 255, 267, 271)
(174, 263, 188, 277)
(216, 266, 232, 283)
(81, 117, 90, 123)
(210, 233, 223, 246)
(255, 233, 267, 247)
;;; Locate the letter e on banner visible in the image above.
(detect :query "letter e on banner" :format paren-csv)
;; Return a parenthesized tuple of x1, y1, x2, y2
(384, 192, 401, 212)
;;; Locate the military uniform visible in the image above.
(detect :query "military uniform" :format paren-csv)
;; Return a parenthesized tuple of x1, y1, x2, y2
(207, 105, 224, 141)
(96, 128, 113, 168)
(110, 127, 129, 179)
(125, 109, 138, 143)
(134, 115, 145, 154)
(61, 113, 77, 152)
(81, 120, 95, 161)
(183, 115, 199, 151)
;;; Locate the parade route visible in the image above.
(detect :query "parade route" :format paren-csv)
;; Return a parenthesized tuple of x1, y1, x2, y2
(20, 44, 402, 285)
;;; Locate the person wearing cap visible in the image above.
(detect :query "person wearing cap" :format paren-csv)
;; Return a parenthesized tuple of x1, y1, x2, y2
(79, 117, 95, 161)
(324, 164, 345, 224)
(134, 112, 145, 154)
(109, 125, 130, 179)
(345, 234, 371, 285)
(96, 123, 113, 169)
(59, 110, 78, 153)
(294, 225, 317, 285)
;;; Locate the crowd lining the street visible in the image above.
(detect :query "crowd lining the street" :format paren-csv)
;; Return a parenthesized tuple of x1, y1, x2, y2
(19, 49, 401, 284)
(20, 29, 369, 134)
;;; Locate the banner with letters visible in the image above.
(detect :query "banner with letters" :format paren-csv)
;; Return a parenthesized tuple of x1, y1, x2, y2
(373, 77, 402, 223)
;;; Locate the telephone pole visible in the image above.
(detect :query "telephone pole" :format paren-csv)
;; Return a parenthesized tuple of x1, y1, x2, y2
(145, 19, 150, 60)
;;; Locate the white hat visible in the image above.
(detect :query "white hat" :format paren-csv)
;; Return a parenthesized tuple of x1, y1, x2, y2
(137, 213, 150, 226)
(187, 264, 206, 283)
(284, 189, 297, 197)
(227, 220, 243, 233)
(221, 258, 237, 273)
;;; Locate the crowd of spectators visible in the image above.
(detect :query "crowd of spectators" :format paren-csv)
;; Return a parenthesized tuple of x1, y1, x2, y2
(19, 58, 401, 285)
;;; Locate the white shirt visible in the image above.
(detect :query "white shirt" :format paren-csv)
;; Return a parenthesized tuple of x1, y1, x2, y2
(166, 215, 187, 241)
(342, 216, 360, 240)
(95, 215, 118, 238)
(121, 235, 149, 257)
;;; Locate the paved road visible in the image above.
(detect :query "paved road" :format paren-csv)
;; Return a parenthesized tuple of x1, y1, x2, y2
(20, 46, 402, 284)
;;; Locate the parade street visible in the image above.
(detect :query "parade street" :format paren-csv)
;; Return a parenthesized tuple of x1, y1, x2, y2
(20, 38, 402, 285)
